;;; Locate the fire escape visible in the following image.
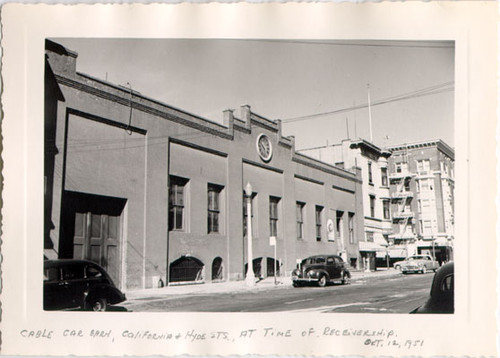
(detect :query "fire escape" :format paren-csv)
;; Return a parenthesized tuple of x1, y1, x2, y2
(389, 168, 415, 247)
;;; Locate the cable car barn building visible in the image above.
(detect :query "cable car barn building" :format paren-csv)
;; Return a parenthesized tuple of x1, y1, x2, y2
(44, 40, 364, 290)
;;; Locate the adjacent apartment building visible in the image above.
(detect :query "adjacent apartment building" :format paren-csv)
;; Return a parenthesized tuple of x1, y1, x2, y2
(387, 140, 455, 264)
(299, 139, 392, 270)
(44, 40, 365, 291)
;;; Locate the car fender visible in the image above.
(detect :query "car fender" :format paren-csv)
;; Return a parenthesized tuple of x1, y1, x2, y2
(311, 269, 330, 280)
(342, 269, 351, 278)
(86, 285, 126, 305)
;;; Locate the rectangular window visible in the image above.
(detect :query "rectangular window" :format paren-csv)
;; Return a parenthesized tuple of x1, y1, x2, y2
(296, 202, 305, 239)
(348, 212, 355, 244)
(369, 195, 376, 218)
(383, 200, 390, 219)
(381, 167, 388, 186)
(441, 161, 448, 175)
(417, 159, 430, 174)
(417, 199, 422, 213)
(395, 162, 408, 173)
(420, 179, 430, 191)
(336, 210, 344, 237)
(366, 231, 374, 242)
(208, 184, 223, 234)
(169, 176, 187, 231)
(269, 196, 280, 237)
(368, 162, 373, 185)
(243, 192, 255, 237)
(404, 178, 411, 192)
(315, 206, 323, 241)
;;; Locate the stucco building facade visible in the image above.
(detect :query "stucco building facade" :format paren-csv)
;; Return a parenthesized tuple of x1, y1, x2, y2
(299, 139, 392, 270)
(44, 40, 364, 290)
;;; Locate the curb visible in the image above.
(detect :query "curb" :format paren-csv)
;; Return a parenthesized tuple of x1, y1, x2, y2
(123, 270, 404, 303)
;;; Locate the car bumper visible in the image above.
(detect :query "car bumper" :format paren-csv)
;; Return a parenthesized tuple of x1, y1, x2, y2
(292, 277, 319, 283)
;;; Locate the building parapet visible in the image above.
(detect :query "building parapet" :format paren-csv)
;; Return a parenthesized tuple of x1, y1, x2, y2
(388, 139, 455, 161)
(48, 39, 359, 187)
(349, 138, 392, 159)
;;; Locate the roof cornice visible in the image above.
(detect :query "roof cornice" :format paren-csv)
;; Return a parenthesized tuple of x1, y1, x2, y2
(388, 140, 455, 160)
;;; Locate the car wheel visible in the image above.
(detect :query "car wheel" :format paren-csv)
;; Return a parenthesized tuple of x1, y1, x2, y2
(341, 272, 350, 285)
(292, 282, 301, 288)
(87, 297, 108, 312)
(421, 266, 427, 274)
(395, 265, 401, 270)
(317, 275, 327, 287)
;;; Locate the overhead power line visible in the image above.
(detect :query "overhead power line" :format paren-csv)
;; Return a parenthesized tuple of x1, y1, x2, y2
(282, 81, 454, 124)
(45, 81, 454, 153)
(244, 39, 455, 49)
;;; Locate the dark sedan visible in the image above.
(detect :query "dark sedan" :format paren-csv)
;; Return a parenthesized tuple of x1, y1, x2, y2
(292, 254, 351, 287)
(44, 259, 126, 311)
(411, 262, 454, 314)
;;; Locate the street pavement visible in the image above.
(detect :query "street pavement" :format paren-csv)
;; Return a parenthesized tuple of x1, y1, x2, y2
(124, 267, 401, 301)
(120, 268, 434, 313)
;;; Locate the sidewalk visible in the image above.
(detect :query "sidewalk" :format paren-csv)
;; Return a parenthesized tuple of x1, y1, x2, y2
(124, 268, 402, 302)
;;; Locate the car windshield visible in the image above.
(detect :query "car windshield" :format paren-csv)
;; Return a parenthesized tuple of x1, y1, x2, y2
(408, 256, 423, 261)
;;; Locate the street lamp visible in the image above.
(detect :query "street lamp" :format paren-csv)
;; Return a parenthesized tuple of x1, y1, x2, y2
(245, 182, 256, 287)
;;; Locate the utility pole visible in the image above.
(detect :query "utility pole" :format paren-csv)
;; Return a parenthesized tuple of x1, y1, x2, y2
(367, 83, 373, 142)
(346, 117, 350, 139)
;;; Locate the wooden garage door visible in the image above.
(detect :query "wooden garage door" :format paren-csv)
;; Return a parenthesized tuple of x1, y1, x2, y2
(60, 191, 125, 287)
(73, 212, 120, 285)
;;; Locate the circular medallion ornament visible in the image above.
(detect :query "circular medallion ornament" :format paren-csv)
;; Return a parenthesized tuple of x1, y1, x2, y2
(256, 134, 273, 162)
(327, 219, 335, 234)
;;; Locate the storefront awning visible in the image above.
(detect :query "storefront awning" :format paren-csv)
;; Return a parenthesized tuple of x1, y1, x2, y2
(359, 241, 386, 252)
(417, 237, 453, 247)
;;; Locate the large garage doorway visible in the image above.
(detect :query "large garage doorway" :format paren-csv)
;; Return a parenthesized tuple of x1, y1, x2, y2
(59, 191, 126, 286)
(170, 256, 204, 283)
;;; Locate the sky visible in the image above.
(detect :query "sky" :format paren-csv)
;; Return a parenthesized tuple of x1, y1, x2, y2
(54, 38, 455, 150)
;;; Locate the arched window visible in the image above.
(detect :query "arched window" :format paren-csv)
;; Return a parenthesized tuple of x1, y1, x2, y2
(169, 256, 204, 283)
(212, 257, 223, 281)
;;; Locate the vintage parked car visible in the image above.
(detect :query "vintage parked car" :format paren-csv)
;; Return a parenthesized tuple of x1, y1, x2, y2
(395, 255, 440, 274)
(44, 259, 126, 311)
(292, 254, 351, 287)
(411, 262, 454, 314)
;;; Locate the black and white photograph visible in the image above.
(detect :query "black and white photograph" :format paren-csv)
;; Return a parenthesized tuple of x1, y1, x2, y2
(43, 38, 455, 314)
(1, 3, 497, 357)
